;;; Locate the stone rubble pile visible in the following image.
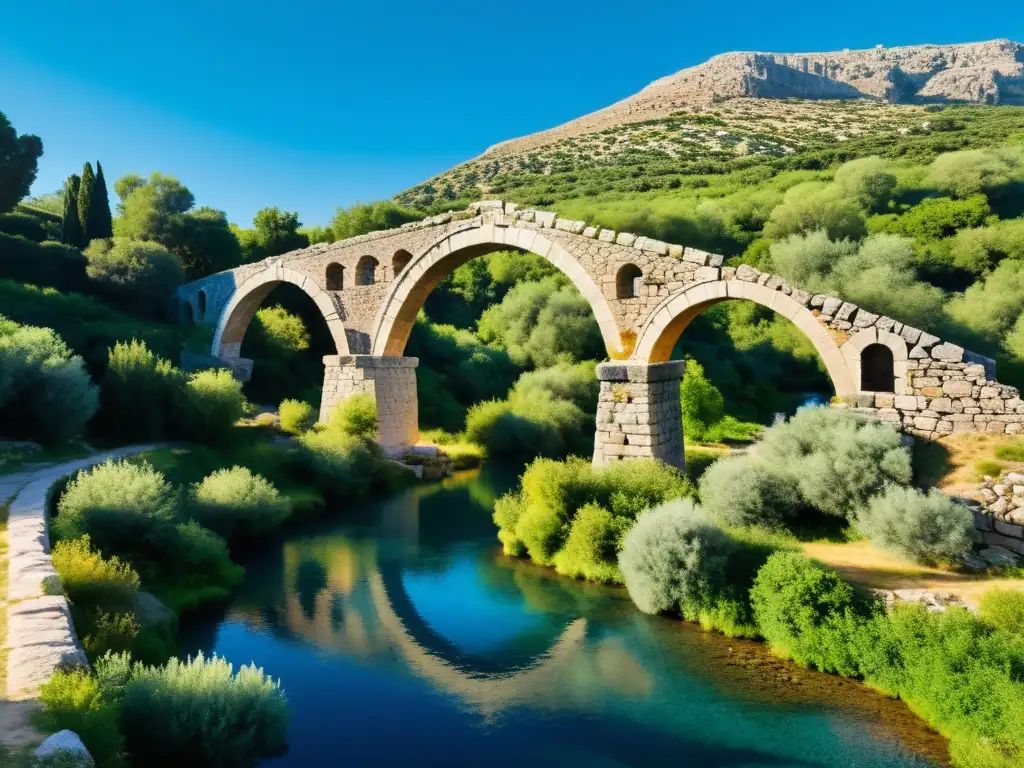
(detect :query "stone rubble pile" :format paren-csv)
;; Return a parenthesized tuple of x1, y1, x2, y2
(973, 471, 1024, 557)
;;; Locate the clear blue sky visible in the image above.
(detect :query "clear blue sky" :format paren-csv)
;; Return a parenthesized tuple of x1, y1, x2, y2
(0, 2, 1020, 227)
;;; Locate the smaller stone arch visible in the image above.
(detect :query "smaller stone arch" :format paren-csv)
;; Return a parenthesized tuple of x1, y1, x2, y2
(616, 264, 643, 299)
(392, 249, 413, 276)
(326, 262, 345, 290)
(356, 256, 379, 286)
(841, 328, 909, 395)
(861, 344, 895, 393)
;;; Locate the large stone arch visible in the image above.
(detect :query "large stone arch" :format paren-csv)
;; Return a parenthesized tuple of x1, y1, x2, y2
(211, 264, 351, 361)
(370, 224, 624, 357)
(633, 279, 858, 398)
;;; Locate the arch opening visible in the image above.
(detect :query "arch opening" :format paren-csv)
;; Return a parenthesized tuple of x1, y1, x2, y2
(861, 343, 895, 393)
(326, 262, 345, 290)
(392, 249, 413, 276)
(356, 256, 379, 286)
(197, 289, 207, 322)
(616, 264, 643, 299)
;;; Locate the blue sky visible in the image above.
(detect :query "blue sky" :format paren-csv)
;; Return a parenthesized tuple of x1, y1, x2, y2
(0, 3, 1020, 226)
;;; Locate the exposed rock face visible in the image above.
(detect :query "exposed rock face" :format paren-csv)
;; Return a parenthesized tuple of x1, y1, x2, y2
(487, 39, 1024, 156)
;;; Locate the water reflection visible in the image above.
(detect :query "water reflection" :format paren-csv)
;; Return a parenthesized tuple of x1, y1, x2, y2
(182, 468, 946, 767)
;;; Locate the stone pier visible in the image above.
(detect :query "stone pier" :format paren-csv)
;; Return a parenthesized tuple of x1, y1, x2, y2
(321, 355, 419, 457)
(593, 360, 686, 471)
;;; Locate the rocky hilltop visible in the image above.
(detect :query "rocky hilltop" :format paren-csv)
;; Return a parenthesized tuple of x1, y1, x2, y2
(487, 39, 1024, 157)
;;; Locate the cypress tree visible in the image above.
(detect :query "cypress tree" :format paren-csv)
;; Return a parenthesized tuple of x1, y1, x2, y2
(60, 174, 85, 247)
(77, 161, 95, 242)
(88, 161, 113, 239)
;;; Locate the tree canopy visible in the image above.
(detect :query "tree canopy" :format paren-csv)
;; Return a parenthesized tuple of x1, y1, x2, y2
(0, 111, 43, 213)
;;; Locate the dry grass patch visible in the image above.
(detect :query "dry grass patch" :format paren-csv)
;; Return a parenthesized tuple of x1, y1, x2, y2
(914, 433, 1024, 495)
(802, 539, 1024, 608)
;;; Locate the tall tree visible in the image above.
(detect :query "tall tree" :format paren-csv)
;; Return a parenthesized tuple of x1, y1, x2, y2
(87, 161, 113, 239)
(0, 111, 43, 213)
(77, 162, 95, 240)
(60, 174, 85, 247)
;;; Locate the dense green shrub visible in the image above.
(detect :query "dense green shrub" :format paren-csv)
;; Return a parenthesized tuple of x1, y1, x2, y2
(278, 398, 315, 434)
(855, 485, 973, 564)
(978, 588, 1024, 635)
(190, 467, 290, 540)
(37, 666, 125, 768)
(750, 552, 873, 675)
(97, 339, 183, 441)
(52, 535, 140, 605)
(494, 456, 691, 567)
(177, 369, 247, 443)
(117, 652, 289, 767)
(0, 210, 48, 240)
(296, 429, 375, 499)
(84, 238, 185, 315)
(551, 503, 630, 583)
(698, 453, 802, 529)
(0, 233, 87, 291)
(508, 362, 598, 413)
(169, 521, 244, 605)
(327, 393, 378, 438)
(465, 393, 590, 461)
(79, 609, 141, 659)
(0, 316, 98, 442)
(54, 460, 181, 579)
(679, 359, 725, 441)
(756, 407, 912, 521)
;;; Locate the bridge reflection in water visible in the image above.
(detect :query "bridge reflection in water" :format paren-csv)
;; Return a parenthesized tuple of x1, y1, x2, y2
(222, 470, 653, 718)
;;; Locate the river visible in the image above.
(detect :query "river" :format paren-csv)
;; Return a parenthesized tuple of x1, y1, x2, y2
(179, 467, 949, 767)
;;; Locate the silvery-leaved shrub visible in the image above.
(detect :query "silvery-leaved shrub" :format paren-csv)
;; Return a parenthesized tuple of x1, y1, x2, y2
(854, 485, 973, 565)
(698, 453, 803, 529)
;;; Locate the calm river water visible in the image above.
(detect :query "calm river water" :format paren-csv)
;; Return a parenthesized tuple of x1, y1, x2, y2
(180, 467, 948, 768)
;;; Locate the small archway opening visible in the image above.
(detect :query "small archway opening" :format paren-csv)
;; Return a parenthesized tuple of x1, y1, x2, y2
(616, 264, 643, 299)
(861, 343, 895, 392)
(393, 249, 413, 276)
(326, 262, 345, 290)
(356, 256, 379, 286)
(197, 290, 207, 322)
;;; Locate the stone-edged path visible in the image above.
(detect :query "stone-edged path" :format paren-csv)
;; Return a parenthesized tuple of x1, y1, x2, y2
(1, 445, 159, 751)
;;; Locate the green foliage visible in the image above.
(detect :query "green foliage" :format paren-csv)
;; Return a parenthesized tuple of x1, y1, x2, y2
(854, 485, 973, 565)
(78, 162, 96, 240)
(477, 276, 604, 367)
(296, 429, 376, 499)
(84, 238, 185, 315)
(37, 667, 125, 768)
(750, 552, 872, 676)
(871, 194, 991, 241)
(679, 358, 725, 441)
(278, 399, 315, 435)
(978, 588, 1024, 635)
(117, 652, 289, 767)
(53, 460, 181, 579)
(763, 182, 866, 241)
(552, 503, 631, 583)
(52, 535, 141, 606)
(89, 161, 114, 240)
(169, 207, 242, 278)
(190, 467, 290, 540)
(96, 339, 182, 441)
(60, 174, 85, 248)
(0, 210, 48, 241)
(80, 609, 141, 659)
(994, 440, 1024, 462)
(113, 172, 194, 242)
(949, 218, 1024, 275)
(251, 207, 308, 257)
(178, 369, 247, 444)
(330, 200, 422, 240)
(508, 361, 598, 412)
(926, 147, 1023, 199)
(327, 393, 378, 438)
(250, 306, 309, 354)
(832, 156, 897, 212)
(494, 456, 691, 567)
(0, 316, 98, 442)
(465, 394, 589, 461)
(0, 110, 43, 214)
(698, 453, 802, 529)
(947, 259, 1024, 345)
(171, 521, 244, 602)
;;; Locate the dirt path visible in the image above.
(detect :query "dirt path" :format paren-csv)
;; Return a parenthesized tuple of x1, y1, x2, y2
(0, 446, 160, 751)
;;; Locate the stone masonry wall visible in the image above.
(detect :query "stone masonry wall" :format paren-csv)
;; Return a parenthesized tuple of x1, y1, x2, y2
(321, 355, 419, 457)
(594, 361, 685, 470)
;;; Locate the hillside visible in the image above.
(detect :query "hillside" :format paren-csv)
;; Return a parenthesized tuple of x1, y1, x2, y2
(396, 39, 1024, 211)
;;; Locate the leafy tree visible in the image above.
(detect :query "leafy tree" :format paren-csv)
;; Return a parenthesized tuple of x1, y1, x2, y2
(947, 259, 1024, 342)
(0, 110, 43, 213)
(84, 238, 185, 314)
(763, 182, 866, 242)
(300, 225, 334, 245)
(88, 161, 114, 240)
(60, 174, 86, 247)
(253, 207, 308, 257)
(113, 172, 195, 242)
(679, 358, 725, 441)
(870, 195, 992, 242)
(78, 161, 95, 238)
(168, 207, 242, 278)
(832, 156, 897, 212)
(330, 200, 421, 240)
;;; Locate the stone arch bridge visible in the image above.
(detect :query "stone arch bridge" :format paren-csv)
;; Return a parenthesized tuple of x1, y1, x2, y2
(176, 201, 1024, 467)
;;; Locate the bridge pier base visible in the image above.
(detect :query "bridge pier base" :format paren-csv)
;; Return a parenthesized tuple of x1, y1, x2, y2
(593, 360, 685, 472)
(321, 355, 420, 458)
